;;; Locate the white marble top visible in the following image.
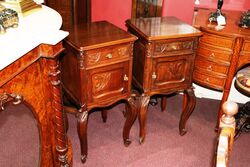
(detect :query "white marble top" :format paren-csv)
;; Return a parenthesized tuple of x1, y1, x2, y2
(0, 5, 69, 70)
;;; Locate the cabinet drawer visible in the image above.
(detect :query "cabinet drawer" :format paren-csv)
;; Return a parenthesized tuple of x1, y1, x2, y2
(85, 44, 130, 67)
(199, 33, 233, 49)
(197, 43, 232, 63)
(242, 40, 250, 51)
(154, 39, 194, 55)
(193, 70, 226, 90)
(194, 57, 229, 75)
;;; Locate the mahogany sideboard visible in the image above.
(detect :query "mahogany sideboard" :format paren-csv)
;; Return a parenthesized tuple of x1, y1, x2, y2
(126, 16, 202, 143)
(61, 21, 137, 163)
(193, 8, 250, 127)
(0, 6, 71, 167)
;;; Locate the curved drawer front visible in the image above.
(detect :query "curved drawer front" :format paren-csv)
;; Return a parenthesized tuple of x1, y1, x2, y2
(197, 43, 232, 63)
(242, 40, 250, 51)
(193, 70, 226, 90)
(85, 44, 130, 67)
(199, 33, 233, 49)
(194, 57, 229, 75)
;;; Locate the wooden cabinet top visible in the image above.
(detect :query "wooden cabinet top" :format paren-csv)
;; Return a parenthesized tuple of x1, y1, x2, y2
(193, 8, 250, 39)
(126, 16, 202, 41)
(64, 21, 137, 51)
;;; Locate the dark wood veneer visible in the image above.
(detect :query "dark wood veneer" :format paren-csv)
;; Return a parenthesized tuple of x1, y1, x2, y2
(126, 16, 202, 143)
(61, 21, 137, 163)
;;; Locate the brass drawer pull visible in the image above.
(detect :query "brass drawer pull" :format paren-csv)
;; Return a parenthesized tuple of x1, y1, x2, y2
(209, 53, 215, 58)
(106, 53, 113, 59)
(171, 45, 177, 50)
(124, 74, 128, 81)
(207, 65, 212, 71)
(152, 72, 157, 79)
(205, 78, 210, 83)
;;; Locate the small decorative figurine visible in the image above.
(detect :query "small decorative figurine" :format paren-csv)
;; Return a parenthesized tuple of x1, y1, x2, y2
(208, 0, 225, 23)
(239, 10, 250, 28)
(0, 4, 19, 34)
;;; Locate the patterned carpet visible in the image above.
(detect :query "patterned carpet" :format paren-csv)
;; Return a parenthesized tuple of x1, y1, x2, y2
(1, 94, 249, 167)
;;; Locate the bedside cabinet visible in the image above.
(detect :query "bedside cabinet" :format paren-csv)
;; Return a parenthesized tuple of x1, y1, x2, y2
(126, 17, 202, 143)
(61, 21, 137, 163)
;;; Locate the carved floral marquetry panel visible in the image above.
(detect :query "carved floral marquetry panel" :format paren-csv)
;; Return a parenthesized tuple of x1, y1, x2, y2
(92, 73, 111, 93)
(155, 41, 193, 53)
(156, 60, 185, 82)
(118, 47, 128, 56)
(87, 52, 101, 64)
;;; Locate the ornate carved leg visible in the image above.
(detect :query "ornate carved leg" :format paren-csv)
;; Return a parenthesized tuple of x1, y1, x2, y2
(76, 109, 88, 163)
(101, 110, 108, 123)
(179, 87, 196, 136)
(48, 59, 69, 167)
(123, 95, 138, 146)
(0, 93, 23, 111)
(138, 94, 150, 144)
(161, 96, 167, 112)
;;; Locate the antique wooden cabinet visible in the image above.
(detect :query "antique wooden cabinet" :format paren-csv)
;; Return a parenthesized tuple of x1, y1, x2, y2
(126, 16, 202, 143)
(193, 8, 250, 127)
(61, 21, 137, 163)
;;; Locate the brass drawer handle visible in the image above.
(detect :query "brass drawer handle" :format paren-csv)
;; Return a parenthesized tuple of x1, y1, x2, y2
(207, 65, 212, 71)
(124, 74, 128, 81)
(205, 78, 210, 83)
(209, 53, 215, 58)
(171, 45, 177, 50)
(152, 72, 157, 79)
(106, 53, 113, 59)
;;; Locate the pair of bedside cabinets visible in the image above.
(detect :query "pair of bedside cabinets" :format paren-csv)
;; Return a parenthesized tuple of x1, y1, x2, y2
(61, 17, 202, 163)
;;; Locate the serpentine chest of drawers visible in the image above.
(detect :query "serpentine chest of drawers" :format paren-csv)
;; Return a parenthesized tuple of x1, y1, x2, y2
(126, 16, 202, 143)
(61, 21, 137, 163)
(193, 8, 250, 127)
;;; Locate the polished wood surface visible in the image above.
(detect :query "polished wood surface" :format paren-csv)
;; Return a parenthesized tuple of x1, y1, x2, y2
(61, 21, 137, 163)
(193, 8, 250, 127)
(126, 16, 202, 143)
(0, 43, 71, 167)
(128, 16, 202, 40)
(64, 21, 136, 50)
(215, 101, 238, 167)
(131, 0, 163, 18)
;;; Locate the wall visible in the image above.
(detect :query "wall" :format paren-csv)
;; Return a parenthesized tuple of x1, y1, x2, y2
(162, 0, 194, 25)
(91, 0, 132, 30)
(92, 0, 249, 30)
(196, 0, 250, 11)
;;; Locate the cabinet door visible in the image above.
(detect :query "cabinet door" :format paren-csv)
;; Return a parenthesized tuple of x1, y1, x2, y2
(86, 62, 130, 104)
(151, 54, 194, 91)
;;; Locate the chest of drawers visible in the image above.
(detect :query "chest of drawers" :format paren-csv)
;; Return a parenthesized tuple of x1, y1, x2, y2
(61, 21, 137, 163)
(193, 8, 250, 127)
(193, 32, 232, 90)
(126, 16, 202, 143)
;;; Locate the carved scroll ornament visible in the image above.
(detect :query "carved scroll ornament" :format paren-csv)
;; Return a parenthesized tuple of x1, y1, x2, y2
(0, 93, 23, 111)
